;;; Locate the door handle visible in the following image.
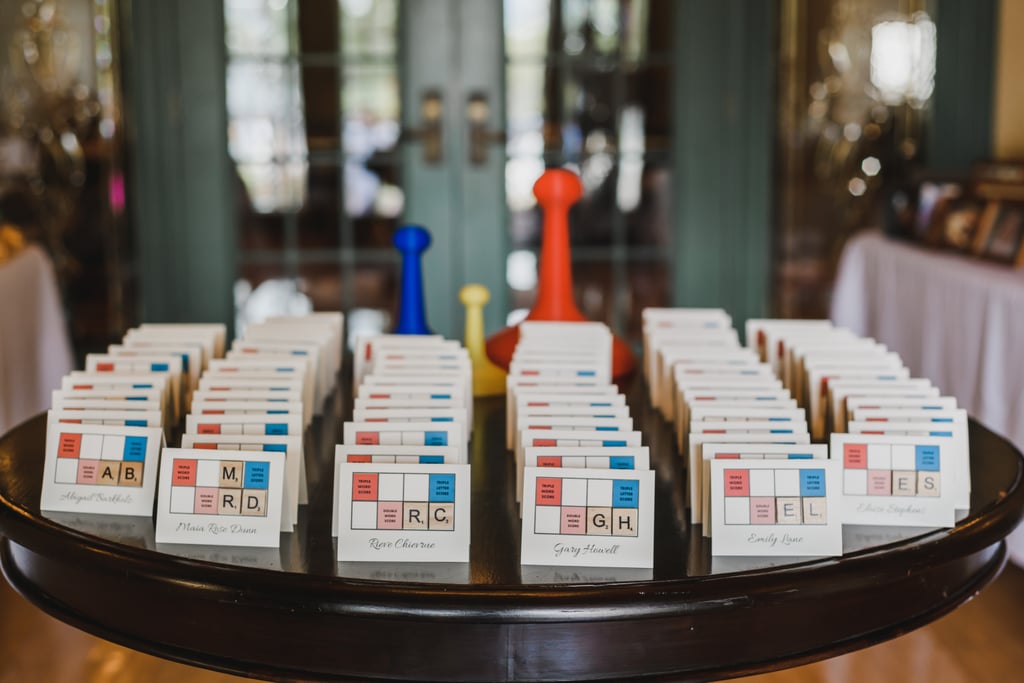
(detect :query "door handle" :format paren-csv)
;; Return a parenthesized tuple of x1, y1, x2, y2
(403, 89, 443, 165)
(466, 92, 505, 166)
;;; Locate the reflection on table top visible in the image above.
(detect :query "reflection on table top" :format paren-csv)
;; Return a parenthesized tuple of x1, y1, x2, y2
(1, 379, 1022, 682)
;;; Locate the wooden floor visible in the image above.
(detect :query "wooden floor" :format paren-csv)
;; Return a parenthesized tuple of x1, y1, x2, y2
(0, 563, 1022, 682)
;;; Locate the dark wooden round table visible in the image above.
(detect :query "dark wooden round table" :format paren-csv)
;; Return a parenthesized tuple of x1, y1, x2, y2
(0, 385, 1022, 682)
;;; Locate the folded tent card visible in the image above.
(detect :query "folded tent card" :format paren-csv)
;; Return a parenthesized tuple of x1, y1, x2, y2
(505, 320, 654, 569)
(336, 331, 473, 563)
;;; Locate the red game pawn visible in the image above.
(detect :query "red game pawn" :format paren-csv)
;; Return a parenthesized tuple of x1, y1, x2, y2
(485, 169, 636, 381)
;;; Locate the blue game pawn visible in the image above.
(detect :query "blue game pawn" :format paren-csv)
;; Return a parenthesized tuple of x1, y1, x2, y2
(392, 224, 432, 335)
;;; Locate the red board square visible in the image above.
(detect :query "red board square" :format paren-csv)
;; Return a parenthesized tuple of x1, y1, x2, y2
(58, 433, 82, 458)
(96, 363, 114, 372)
(172, 459, 197, 486)
(355, 432, 380, 445)
(197, 423, 221, 434)
(347, 455, 373, 463)
(532, 438, 557, 447)
(844, 443, 868, 469)
(724, 470, 750, 497)
(536, 456, 562, 468)
(194, 443, 217, 450)
(536, 477, 562, 506)
(352, 473, 378, 501)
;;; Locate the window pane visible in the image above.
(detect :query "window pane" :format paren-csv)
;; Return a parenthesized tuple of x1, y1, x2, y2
(341, 0, 399, 59)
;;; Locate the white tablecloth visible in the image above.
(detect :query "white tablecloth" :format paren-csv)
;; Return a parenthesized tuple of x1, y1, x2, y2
(0, 245, 73, 436)
(831, 230, 1024, 564)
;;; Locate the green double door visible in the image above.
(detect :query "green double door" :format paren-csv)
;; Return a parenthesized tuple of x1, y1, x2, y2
(129, 0, 774, 343)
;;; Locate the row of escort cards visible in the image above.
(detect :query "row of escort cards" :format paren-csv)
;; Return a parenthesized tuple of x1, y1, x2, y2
(644, 309, 970, 558)
(509, 322, 654, 570)
(41, 314, 343, 549)
(333, 333, 472, 563)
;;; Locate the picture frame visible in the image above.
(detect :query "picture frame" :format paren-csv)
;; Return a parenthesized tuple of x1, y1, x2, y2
(972, 201, 1024, 267)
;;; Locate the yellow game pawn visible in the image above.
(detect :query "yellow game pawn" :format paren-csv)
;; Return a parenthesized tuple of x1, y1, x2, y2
(459, 284, 507, 396)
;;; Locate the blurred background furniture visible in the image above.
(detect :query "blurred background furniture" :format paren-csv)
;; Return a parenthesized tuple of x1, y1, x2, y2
(0, 244, 73, 436)
(832, 229, 1024, 564)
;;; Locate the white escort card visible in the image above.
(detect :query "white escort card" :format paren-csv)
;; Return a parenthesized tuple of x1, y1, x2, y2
(342, 421, 463, 455)
(700, 443, 828, 535)
(62, 371, 170, 411)
(831, 433, 956, 528)
(847, 417, 970, 515)
(185, 412, 303, 437)
(155, 447, 285, 548)
(524, 446, 650, 471)
(686, 433, 811, 523)
(40, 417, 164, 517)
(336, 462, 470, 562)
(507, 386, 621, 446)
(332, 445, 462, 536)
(50, 408, 164, 430)
(180, 433, 302, 532)
(709, 460, 842, 557)
(826, 379, 938, 434)
(86, 353, 184, 417)
(350, 407, 468, 442)
(516, 429, 643, 502)
(521, 467, 654, 568)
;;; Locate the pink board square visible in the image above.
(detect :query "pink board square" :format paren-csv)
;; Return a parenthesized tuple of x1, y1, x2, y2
(724, 470, 749, 497)
(749, 497, 776, 524)
(194, 488, 219, 514)
(77, 459, 99, 484)
(560, 507, 586, 534)
(377, 501, 403, 529)
(867, 470, 892, 496)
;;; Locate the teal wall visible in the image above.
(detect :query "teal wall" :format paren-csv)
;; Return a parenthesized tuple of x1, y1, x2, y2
(120, 0, 235, 329)
(929, 0, 998, 173)
(672, 1, 776, 330)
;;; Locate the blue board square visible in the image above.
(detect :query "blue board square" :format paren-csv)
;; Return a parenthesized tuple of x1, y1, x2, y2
(180, 355, 189, 372)
(608, 456, 635, 469)
(429, 474, 456, 502)
(244, 461, 270, 489)
(602, 439, 627, 447)
(595, 426, 617, 431)
(131, 383, 153, 389)
(430, 394, 450, 400)
(125, 419, 147, 427)
(424, 431, 448, 446)
(126, 396, 147, 401)
(929, 431, 953, 437)
(800, 469, 826, 496)
(150, 363, 169, 372)
(788, 453, 813, 460)
(265, 423, 288, 435)
(262, 444, 287, 452)
(419, 455, 444, 464)
(122, 436, 148, 462)
(612, 480, 640, 508)
(915, 445, 940, 471)
(431, 417, 454, 422)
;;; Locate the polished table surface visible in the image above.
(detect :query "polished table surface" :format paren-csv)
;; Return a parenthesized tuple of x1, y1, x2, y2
(0, 381, 1022, 682)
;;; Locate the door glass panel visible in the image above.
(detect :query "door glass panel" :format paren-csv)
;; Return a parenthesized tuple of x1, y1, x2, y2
(503, 0, 673, 341)
(225, 0, 402, 338)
